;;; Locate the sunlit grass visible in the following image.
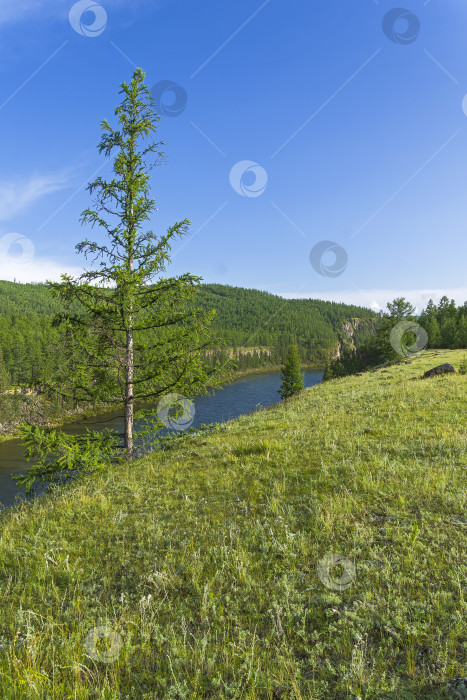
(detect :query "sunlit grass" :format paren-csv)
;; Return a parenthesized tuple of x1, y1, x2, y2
(0, 349, 466, 698)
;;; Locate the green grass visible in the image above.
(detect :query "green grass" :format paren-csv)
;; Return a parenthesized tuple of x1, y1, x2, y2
(0, 350, 466, 699)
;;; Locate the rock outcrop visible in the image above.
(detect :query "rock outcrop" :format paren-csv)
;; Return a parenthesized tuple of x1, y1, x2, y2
(422, 363, 456, 379)
(329, 318, 377, 361)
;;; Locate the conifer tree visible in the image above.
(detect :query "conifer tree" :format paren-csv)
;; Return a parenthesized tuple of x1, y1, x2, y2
(279, 342, 304, 399)
(456, 314, 467, 348)
(425, 317, 441, 348)
(440, 318, 458, 349)
(0, 347, 10, 394)
(385, 298, 415, 321)
(49, 68, 230, 459)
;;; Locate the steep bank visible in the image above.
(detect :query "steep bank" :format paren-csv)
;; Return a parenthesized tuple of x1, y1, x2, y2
(329, 317, 378, 361)
(0, 350, 465, 698)
(0, 393, 113, 442)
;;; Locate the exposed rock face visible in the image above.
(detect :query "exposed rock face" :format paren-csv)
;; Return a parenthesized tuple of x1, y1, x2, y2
(329, 318, 377, 361)
(422, 363, 456, 379)
(205, 347, 272, 359)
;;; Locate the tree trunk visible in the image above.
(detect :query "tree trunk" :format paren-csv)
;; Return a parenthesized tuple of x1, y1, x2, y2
(124, 323, 134, 459)
(125, 120, 136, 460)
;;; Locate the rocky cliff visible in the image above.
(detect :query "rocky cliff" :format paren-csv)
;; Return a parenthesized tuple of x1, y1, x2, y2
(329, 318, 377, 361)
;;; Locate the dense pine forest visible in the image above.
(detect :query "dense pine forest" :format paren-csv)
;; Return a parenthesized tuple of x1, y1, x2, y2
(0, 280, 376, 388)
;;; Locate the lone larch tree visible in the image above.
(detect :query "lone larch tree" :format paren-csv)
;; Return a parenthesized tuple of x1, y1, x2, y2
(50, 68, 228, 458)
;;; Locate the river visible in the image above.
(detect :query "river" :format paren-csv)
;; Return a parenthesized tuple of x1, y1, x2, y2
(0, 369, 323, 508)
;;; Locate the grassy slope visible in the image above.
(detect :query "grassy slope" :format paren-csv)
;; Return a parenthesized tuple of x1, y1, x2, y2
(0, 350, 466, 699)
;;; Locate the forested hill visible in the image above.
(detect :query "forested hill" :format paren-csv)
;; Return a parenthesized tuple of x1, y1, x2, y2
(197, 284, 375, 358)
(0, 280, 376, 385)
(0, 281, 64, 317)
(0, 280, 375, 323)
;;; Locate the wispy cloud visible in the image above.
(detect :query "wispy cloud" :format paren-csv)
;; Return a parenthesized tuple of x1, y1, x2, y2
(0, 254, 83, 283)
(0, 173, 71, 221)
(279, 288, 467, 313)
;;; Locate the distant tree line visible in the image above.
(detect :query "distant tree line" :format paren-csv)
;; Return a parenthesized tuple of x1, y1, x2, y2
(418, 296, 467, 349)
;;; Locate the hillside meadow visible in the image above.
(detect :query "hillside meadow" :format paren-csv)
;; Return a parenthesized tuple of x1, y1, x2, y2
(0, 349, 466, 699)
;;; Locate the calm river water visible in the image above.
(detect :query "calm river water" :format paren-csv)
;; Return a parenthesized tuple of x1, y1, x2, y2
(0, 369, 323, 508)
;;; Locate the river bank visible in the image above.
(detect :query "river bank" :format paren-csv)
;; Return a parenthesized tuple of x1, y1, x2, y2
(0, 369, 324, 507)
(0, 364, 324, 444)
(0, 395, 116, 444)
(229, 362, 323, 379)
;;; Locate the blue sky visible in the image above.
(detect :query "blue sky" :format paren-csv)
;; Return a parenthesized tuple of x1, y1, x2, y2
(0, 0, 466, 312)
